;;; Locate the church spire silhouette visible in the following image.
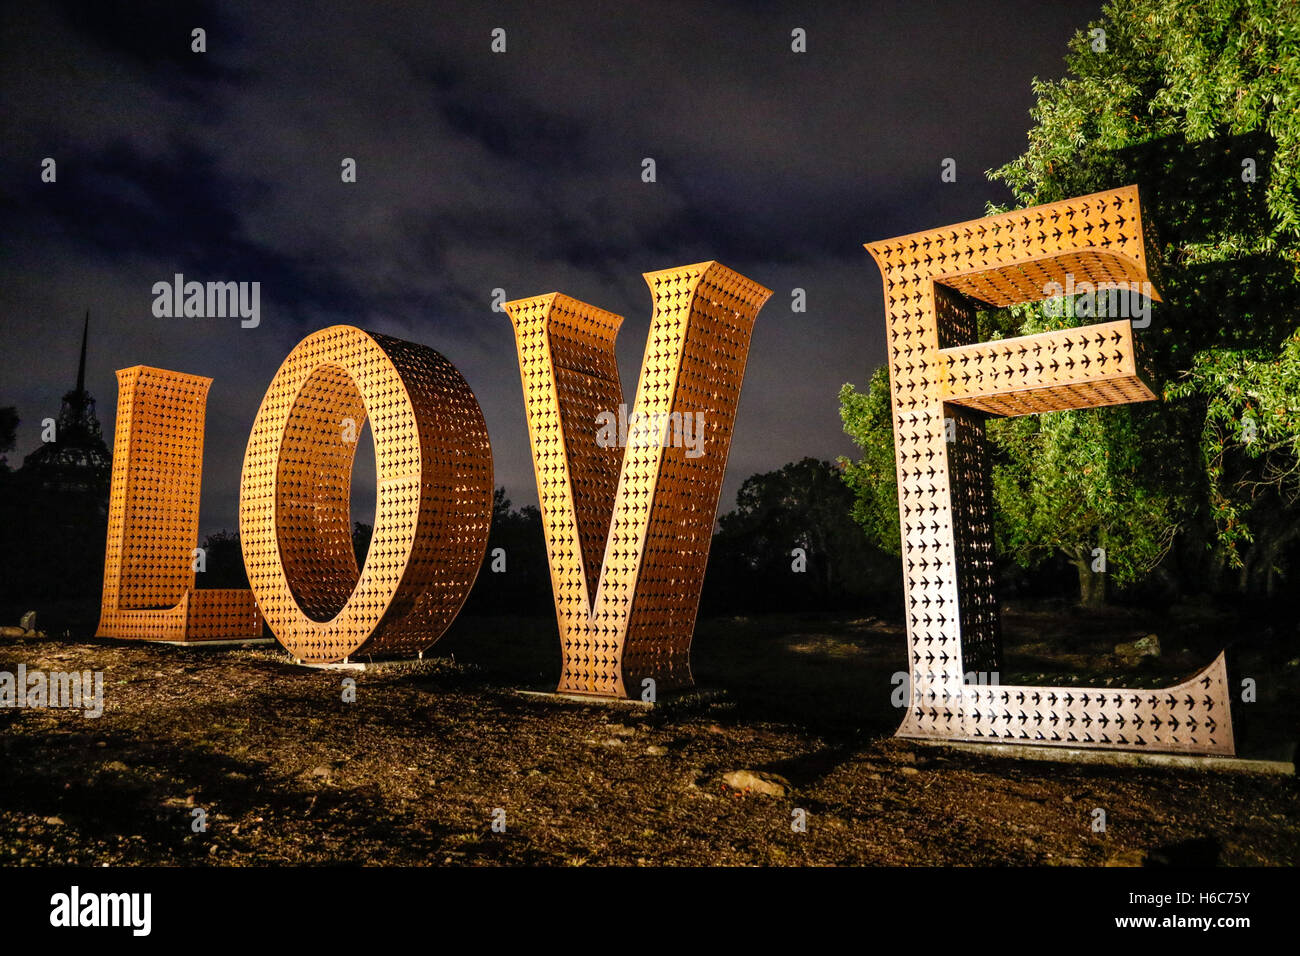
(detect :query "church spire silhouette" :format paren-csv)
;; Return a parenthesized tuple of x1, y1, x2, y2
(75, 308, 88, 409)
(10, 310, 113, 609)
(21, 309, 111, 492)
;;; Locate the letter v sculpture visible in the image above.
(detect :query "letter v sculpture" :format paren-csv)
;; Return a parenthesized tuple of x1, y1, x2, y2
(505, 262, 771, 699)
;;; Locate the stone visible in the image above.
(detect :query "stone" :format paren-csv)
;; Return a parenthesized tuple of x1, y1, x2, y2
(20, 611, 36, 632)
(898, 766, 920, 776)
(721, 770, 790, 797)
(645, 745, 668, 756)
(1104, 848, 1148, 867)
(1115, 634, 1160, 664)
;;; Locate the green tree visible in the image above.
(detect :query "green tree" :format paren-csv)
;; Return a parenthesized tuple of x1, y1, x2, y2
(988, 405, 1182, 605)
(991, 0, 1300, 596)
(842, 0, 1300, 601)
(1167, 330, 1300, 593)
(837, 375, 899, 555)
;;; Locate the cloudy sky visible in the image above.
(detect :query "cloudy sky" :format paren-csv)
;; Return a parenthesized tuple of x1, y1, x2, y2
(1, 0, 1102, 536)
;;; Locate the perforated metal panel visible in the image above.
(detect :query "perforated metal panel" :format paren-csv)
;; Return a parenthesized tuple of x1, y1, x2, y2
(96, 366, 261, 642)
(864, 186, 1234, 755)
(239, 325, 492, 663)
(506, 262, 771, 698)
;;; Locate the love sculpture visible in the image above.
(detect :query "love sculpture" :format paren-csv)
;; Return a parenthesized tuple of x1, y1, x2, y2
(504, 262, 771, 698)
(238, 326, 493, 663)
(96, 366, 261, 642)
(97, 331, 492, 662)
(94, 263, 768, 693)
(865, 185, 1234, 755)
(92, 204, 1236, 754)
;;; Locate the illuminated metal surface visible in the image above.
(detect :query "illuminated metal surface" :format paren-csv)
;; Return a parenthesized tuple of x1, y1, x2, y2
(506, 263, 771, 698)
(865, 186, 1234, 755)
(96, 366, 261, 642)
(239, 326, 492, 663)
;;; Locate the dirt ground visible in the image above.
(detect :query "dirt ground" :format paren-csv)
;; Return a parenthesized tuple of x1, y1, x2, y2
(1, 604, 1297, 866)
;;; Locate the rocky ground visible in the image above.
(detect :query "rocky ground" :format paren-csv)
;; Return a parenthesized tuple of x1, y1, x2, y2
(0, 605, 1296, 866)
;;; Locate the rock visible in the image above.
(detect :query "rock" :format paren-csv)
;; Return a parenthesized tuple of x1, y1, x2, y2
(644, 745, 668, 756)
(101, 761, 130, 774)
(1115, 634, 1160, 664)
(898, 766, 920, 776)
(606, 723, 636, 738)
(44, 816, 65, 826)
(601, 738, 625, 748)
(721, 770, 790, 797)
(1104, 848, 1148, 867)
(20, 611, 37, 632)
(0, 626, 25, 638)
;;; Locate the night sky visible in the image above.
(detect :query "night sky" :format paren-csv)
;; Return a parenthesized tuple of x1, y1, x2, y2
(1, 0, 1103, 537)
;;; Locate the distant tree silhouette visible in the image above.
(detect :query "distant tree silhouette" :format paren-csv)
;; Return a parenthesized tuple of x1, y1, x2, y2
(0, 406, 18, 468)
(461, 488, 552, 615)
(196, 530, 251, 590)
(704, 457, 899, 614)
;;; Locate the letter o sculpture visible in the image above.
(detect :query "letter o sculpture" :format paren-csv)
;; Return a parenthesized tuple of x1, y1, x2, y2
(239, 325, 492, 663)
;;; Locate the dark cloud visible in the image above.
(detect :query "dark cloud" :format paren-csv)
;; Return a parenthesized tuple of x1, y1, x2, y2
(0, 0, 1103, 538)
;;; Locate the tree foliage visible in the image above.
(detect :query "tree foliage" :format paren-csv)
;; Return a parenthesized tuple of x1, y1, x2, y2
(837, 376, 900, 555)
(842, 0, 1300, 600)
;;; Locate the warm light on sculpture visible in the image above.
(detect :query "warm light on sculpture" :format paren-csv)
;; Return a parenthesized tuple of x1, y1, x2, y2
(865, 186, 1234, 755)
(239, 325, 492, 663)
(97, 366, 261, 642)
(505, 262, 771, 698)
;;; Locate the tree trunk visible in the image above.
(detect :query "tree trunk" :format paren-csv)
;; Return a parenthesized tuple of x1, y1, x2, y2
(1241, 517, 1300, 596)
(1067, 546, 1106, 608)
